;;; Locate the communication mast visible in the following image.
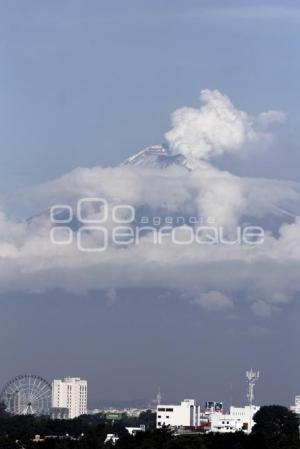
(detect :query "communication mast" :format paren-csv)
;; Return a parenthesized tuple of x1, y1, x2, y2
(156, 387, 162, 406)
(246, 369, 259, 407)
(149, 387, 162, 410)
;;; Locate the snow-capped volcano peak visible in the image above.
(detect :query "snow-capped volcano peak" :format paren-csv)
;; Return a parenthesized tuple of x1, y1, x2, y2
(121, 145, 209, 171)
(124, 145, 168, 162)
(121, 145, 173, 168)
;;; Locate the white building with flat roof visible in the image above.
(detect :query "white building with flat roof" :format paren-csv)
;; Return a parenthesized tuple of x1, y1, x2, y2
(52, 377, 87, 419)
(294, 396, 300, 414)
(156, 399, 200, 428)
(229, 406, 259, 433)
(209, 406, 259, 434)
(209, 413, 243, 433)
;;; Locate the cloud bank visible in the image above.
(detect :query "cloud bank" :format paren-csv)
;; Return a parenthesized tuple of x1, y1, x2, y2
(0, 89, 299, 316)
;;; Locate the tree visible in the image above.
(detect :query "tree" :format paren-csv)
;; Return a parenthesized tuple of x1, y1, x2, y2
(0, 402, 8, 417)
(138, 410, 156, 430)
(252, 405, 299, 440)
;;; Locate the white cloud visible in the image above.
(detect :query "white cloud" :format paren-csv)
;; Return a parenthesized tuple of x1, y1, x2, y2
(195, 291, 234, 311)
(1, 166, 300, 316)
(165, 89, 285, 160)
(257, 110, 286, 127)
(0, 89, 298, 317)
(105, 288, 117, 305)
(251, 301, 275, 318)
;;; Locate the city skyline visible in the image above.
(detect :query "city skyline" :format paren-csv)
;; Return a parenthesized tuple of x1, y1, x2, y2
(1, 0, 300, 408)
(0, 368, 265, 414)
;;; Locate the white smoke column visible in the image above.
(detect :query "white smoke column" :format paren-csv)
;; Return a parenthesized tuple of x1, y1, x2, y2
(165, 89, 285, 160)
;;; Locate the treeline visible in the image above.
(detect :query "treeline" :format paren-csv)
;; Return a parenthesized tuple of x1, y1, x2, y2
(0, 405, 299, 449)
(0, 409, 155, 448)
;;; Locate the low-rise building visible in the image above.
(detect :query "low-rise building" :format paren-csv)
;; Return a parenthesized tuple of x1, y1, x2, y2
(294, 396, 300, 414)
(209, 413, 243, 433)
(209, 406, 259, 434)
(125, 425, 146, 436)
(156, 399, 200, 428)
(229, 406, 259, 433)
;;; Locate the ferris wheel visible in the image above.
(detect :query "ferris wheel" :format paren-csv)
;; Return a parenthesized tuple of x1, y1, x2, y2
(0, 374, 52, 416)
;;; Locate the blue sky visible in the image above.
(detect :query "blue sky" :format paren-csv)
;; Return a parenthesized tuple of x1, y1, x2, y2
(1, 1, 300, 407)
(1, 0, 300, 194)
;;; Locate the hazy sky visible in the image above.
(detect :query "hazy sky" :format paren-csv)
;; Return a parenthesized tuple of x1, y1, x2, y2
(1, 0, 300, 409)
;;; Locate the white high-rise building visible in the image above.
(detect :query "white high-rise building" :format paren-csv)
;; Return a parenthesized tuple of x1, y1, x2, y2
(52, 377, 87, 419)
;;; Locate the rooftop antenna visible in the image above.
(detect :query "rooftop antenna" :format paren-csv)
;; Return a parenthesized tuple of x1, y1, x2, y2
(246, 369, 259, 407)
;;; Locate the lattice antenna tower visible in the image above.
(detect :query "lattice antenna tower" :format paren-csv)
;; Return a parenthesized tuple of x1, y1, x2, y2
(246, 369, 259, 407)
(156, 387, 162, 406)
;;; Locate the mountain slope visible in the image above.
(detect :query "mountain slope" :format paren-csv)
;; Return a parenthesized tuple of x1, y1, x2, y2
(121, 145, 209, 171)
